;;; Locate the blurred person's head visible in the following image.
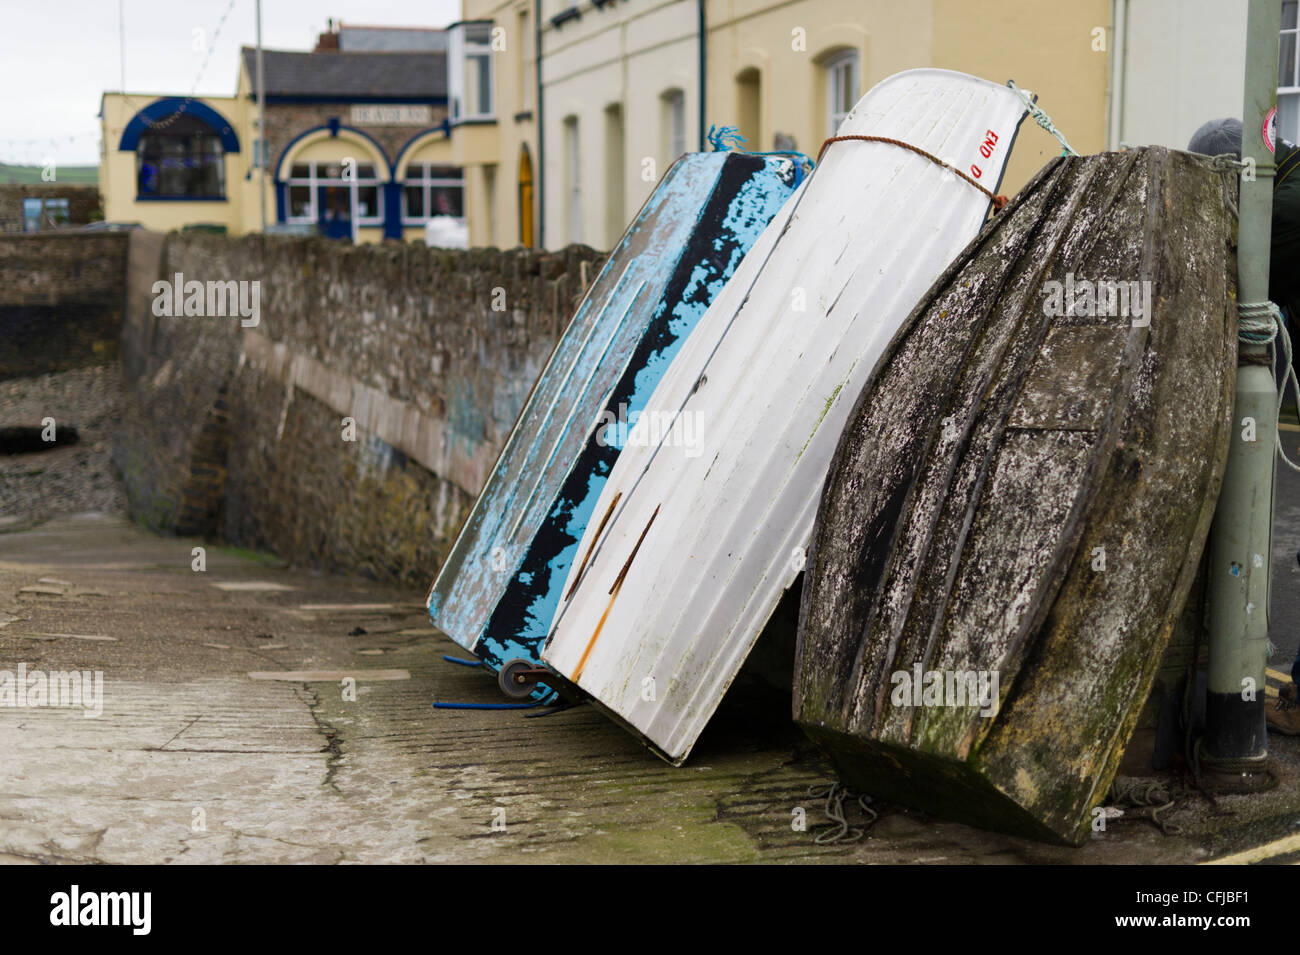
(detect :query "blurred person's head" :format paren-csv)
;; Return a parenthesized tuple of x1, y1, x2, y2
(1188, 118, 1244, 160)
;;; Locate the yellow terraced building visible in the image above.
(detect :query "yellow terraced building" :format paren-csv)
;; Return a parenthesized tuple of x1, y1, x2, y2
(516, 0, 1111, 249)
(449, 0, 1300, 249)
(705, 0, 1112, 203)
(442, 9, 540, 249)
(116, 1, 1295, 253)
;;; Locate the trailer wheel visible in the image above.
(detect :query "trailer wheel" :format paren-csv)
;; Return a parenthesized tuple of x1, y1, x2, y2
(498, 658, 538, 699)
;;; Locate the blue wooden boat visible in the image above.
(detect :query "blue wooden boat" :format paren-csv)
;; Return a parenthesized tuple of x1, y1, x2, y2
(427, 150, 809, 698)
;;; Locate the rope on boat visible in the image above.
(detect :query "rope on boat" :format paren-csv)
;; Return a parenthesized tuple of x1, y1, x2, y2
(1007, 80, 1079, 157)
(708, 124, 747, 151)
(1238, 299, 1300, 473)
(815, 134, 1009, 210)
(1210, 154, 1250, 219)
(808, 781, 878, 844)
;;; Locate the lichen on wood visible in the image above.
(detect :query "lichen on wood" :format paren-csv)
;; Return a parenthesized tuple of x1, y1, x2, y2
(794, 147, 1237, 845)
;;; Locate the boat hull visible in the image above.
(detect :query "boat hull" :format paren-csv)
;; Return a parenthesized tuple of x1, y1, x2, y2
(426, 151, 806, 690)
(542, 69, 1030, 762)
(794, 147, 1237, 845)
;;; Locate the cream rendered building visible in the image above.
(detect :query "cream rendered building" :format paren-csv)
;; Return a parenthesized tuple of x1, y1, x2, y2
(706, 0, 1111, 202)
(448, 4, 541, 248)
(488, 0, 1300, 249)
(538, 0, 702, 250)
(513, 0, 1111, 249)
(1110, 0, 1300, 152)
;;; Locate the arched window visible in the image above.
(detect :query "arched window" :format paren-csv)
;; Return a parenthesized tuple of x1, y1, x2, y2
(604, 103, 624, 248)
(736, 68, 761, 149)
(564, 116, 581, 244)
(136, 114, 226, 199)
(661, 89, 686, 163)
(285, 160, 385, 226)
(518, 145, 535, 248)
(824, 50, 860, 137)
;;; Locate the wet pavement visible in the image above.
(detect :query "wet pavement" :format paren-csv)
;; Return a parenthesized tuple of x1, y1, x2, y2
(1, 511, 1298, 863)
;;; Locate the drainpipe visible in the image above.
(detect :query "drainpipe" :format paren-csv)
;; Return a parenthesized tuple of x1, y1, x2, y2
(256, 0, 267, 233)
(697, 0, 707, 151)
(1202, 0, 1280, 784)
(535, 0, 545, 249)
(1106, 0, 1127, 150)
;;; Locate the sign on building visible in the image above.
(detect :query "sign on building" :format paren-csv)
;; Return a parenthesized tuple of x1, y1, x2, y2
(350, 105, 433, 126)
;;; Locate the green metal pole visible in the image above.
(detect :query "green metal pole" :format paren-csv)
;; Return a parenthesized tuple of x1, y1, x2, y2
(1202, 0, 1280, 777)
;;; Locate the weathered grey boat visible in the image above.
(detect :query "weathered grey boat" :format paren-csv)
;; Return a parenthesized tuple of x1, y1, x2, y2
(794, 146, 1237, 845)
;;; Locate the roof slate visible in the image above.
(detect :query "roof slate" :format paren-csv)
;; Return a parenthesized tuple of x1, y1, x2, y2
(240, 47, 446, 99)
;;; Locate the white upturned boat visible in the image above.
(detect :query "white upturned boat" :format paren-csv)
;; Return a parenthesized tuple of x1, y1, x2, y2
(541, 68, 1031, 763)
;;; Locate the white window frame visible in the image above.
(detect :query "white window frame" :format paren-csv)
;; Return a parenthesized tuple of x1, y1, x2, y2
(285, 160, 385, 226)
(449, 21, 495, 123)
(1281, 2, 1300, 144)
(285, 165, 317, 223)
(401, 162, 466, 226)
(825, 50, 860, 137)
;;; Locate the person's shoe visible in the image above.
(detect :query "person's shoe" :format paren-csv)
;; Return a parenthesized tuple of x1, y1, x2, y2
(1267, 692, 1300, 735)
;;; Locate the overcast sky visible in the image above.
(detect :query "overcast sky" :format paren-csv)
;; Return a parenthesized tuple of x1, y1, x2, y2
(0, 0, 460, 166)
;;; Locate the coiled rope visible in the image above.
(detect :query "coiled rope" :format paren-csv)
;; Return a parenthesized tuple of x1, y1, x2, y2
(815, 134, 1009, 211)
(808, 781, 878, 844)
(1106, 776, 1182, 836)
(1238, 299, 1300, 473)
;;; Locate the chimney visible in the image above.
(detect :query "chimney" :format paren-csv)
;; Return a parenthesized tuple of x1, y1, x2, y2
(314, 17, 339, 52)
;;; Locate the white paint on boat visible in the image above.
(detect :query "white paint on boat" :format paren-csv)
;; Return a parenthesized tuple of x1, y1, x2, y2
(541, 69, 1030, 764)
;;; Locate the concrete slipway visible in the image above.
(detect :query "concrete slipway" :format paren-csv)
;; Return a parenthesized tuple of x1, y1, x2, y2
(1, 511, 1299, 864)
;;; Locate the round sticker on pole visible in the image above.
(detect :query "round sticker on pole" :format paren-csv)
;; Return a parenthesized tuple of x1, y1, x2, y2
(1264, 106, 1277, 155)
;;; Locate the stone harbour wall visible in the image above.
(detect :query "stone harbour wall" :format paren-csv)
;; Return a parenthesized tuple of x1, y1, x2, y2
(115, 229, 607, 585)
(0, 232, 128, 380)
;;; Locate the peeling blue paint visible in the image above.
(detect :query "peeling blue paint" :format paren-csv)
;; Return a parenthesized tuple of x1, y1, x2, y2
(427, 152, 808, 697)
